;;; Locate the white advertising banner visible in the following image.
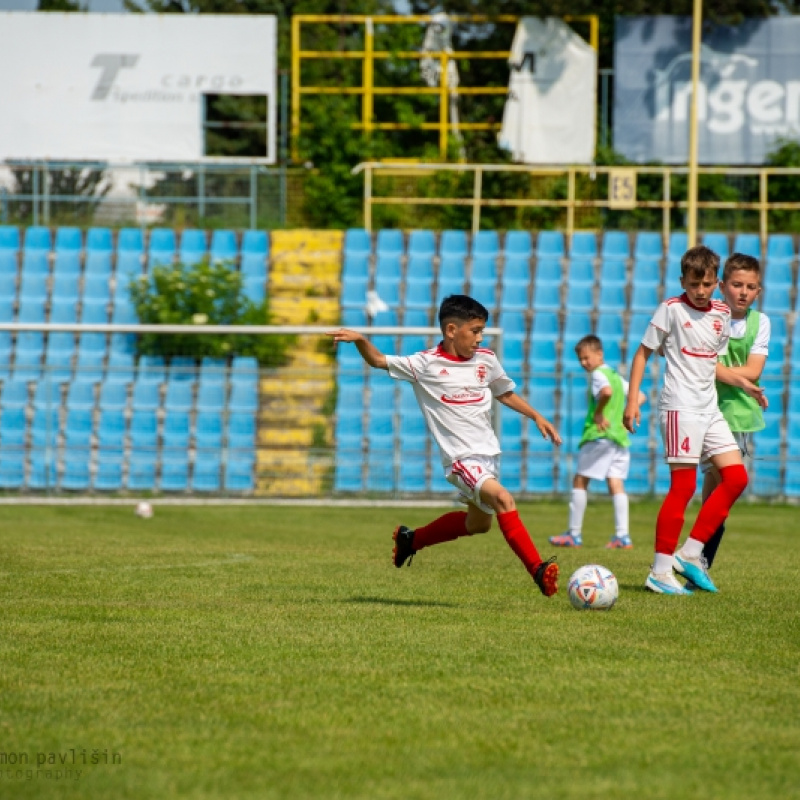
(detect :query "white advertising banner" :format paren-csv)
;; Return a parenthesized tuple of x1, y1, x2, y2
(0, 12, 277, 162)
(498, 17, 597, 164)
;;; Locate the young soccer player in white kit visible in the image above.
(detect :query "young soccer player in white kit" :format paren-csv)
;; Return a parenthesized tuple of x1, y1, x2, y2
(328, 295, 563, 597)
(623, 246, 765, 595)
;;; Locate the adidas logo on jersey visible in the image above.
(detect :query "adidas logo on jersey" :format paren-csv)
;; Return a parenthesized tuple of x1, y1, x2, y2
(440, 369, 449, 375)
(683, 321, 693, 328)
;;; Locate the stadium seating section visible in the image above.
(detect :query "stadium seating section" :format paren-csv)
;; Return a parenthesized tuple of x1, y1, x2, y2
(0, 225, 797, 497)
(0, 226, 258, 493)
(335, 228, 798, 497)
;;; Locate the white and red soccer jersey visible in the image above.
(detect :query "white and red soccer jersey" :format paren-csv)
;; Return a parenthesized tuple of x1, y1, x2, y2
(641, 293, 731, 413)
(385, 343, 515, 466)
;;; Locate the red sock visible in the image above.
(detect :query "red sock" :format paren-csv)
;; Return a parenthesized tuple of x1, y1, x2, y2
(689, 464, 748, 544)
(497, 510, 541, 574)
(413, 511, 469, 550)
(655, 468, 696, 555)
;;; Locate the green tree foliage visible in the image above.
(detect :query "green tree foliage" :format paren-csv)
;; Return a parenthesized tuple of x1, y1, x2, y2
(129, 260, 294, 365)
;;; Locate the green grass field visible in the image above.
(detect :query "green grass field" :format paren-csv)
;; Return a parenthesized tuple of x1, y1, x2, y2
(0, 501, 798, 800)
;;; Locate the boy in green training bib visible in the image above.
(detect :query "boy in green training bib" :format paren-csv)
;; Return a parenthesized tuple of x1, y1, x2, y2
(550, 335, 647, 549)
(697, 252, 771, 574)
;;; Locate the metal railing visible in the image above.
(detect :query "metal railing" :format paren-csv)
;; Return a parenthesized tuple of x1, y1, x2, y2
(353, 161, 800, 241)
(0, 161, 302, 230)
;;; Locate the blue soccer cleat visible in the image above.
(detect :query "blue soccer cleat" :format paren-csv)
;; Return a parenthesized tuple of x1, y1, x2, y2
(645, 570, 694, 595)
(606, 535, 633, 549)
(549, 532, 583, 548)
(673, 553, 718, 593)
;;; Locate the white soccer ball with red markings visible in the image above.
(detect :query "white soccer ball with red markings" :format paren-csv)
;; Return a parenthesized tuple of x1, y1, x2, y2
(567, 564, 619, 610)
(135, 501, 153, 519)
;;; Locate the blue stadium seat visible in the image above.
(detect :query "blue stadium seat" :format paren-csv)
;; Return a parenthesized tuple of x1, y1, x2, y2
(55, 226, 82, 253)
(81, 300, 109, 325)
(763, 259, 793, 290)
(404, 280, 434, 311)
(498, 310, 526, 340)
(85, 251, 112, 279)
(436, 277, 465, 306)
(598, 282, 626, 311)
(374, 275, 401, 308)
(471, 280, 497, 311)
(87, 227, 112, 253)
(565, 283, 594, 312)
(0, 225, 20, 251)
(596, 313, 624, 340)
(196, 381, 225, 412)
(366, 446, 395, 491)
(0, 274, 15, 308)
(98, 381, 128, 412)
(766, 234, 795, 263)
(525, 444, 556, 493)
(376, 229, 404, 257)
(568, 258, 594, 286)
(53, 249, 81, 280)
(164, 380, 193, 412)
(66, 380, 96, 411)
(30, 406, 59, 448)
(24, 226, 51, 250)
(405, 255, 434, 285)
(1, 380, 29, 409)
(210, 230, 238, 265)
(97, 410, 126, 447)
(148, 228, 176, 269)
(228, 382, 258, 413)
(668, 232, 688, 260)
(163, 412, 190, 448)
(20, 274, 48, 303)
(107, 351, 136, 382)
(344, 229, 371, 255)
(499, 281, 528, 312)
(138, 355, 166, 384)
(535, 257, 562, 285)
(343, 252, 369, 282)
(131, 380, 160, 412)
(375, 253, 402, 282)
(169, 356, 196, 382)
(341, 276, 368, 308)
(231, 356, 258, 376)
(530, 310, 560, 342)
(130, 410, 158, 448)
(200, 357, 227, 386)
(64, 408, 93, 447)
(243, 275, 266, 303)
(127, 452, 157, 490)
(224, 455, 254, 491)
(22, 228, 51, 275)
(472, 230, 499, 257)
(116, 228, 144, 280)
(439, 254, 466, 282)
(471, 254, 497, 284)
(44, 335, 74, 383)
(503, 255, 531, 286)
(563, 312, 593, 348)
(532, 282, 561, 311)
(600, 258, 627, 286)
(398, 453, 427, 493)
(192, 455, 221, 492)
(227, 412, 256, 448)
(28, 452, 58, 490)
(601, 231, 630, 261)
(196, 412, 223, 449)
(14, 334, 44, 381)
(762, 287, 791, 314)
(664, 270, 682, 298)
(408, 230, 435, 258)
(570, 232, 597, 260)
(733, 233, 761, 259)
(83, 273, 111, 304)
(180, 229, 207, 265)
(0, 451, 25, 489)
(702, 232, 729, 260)
(634, 231, 663, 261)
(504, 230, 532, 257)
(632, 258, 661, 286)
(535, 231, 565, 258)
(440, 230, 468, 258)
(94, 449, 124, 491)
(74, 347, 105, 383)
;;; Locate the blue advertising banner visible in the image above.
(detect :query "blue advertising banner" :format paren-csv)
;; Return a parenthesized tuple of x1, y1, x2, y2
(614, 16, 800, 164)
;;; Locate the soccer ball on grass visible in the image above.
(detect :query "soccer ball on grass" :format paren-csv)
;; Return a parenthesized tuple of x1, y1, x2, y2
(567, 564, 619, 610)
(135, 501, 153, 519)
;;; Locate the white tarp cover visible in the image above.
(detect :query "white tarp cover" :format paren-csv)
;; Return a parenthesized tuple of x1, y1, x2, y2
(498, 17, 597, 164)
(0, 12, 277, 162)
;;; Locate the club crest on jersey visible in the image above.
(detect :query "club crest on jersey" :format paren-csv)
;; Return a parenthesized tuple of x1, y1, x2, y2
(475, 363, 489, 385)
(712, 319, 723, 336)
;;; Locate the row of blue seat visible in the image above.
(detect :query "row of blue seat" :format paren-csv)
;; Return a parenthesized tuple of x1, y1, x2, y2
(0, 447, 255, 492)
(345, 228, 799, 262)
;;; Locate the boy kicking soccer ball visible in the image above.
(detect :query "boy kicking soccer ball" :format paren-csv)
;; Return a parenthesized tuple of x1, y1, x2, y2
(327, 294, 563, 597)
(549, 334, 647, 550)
(624, 245, 766, 595)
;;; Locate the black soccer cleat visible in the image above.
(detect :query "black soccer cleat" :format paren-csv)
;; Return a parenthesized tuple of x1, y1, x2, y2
(533, 556, 559, 597)
(392, 525, 417, 568)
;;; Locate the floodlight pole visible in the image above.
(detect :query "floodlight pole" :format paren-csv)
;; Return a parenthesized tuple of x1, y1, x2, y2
(687, 0, 703, 247)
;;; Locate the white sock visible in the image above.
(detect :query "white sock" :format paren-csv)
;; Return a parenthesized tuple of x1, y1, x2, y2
(612, 492, 629, 537)
(568, 489, 588, 537)
(654, 553, 675, 575)
(679, 538, 704, 559)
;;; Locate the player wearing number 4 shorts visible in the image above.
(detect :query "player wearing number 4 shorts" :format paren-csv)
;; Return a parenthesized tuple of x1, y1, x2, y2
(623, 245, 766, 596)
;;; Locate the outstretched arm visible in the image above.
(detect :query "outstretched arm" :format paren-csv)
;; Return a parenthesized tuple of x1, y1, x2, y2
(623, 344, 653, 433)
(326, 328, 388, 370)
(715, 353, 767, 384)
(716, 362, 768, 409)
(496, 391, 562, 445)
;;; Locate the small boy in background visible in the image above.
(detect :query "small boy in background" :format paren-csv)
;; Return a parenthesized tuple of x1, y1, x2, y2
(550, 335, 646, 549)
(698, 253, 771, 576)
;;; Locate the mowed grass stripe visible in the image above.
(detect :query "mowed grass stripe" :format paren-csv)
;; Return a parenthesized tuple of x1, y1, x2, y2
(0, 503, 798, 800)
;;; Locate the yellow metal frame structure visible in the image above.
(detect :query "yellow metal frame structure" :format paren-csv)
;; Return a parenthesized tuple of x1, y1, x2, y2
(352, 161, 800, 247)
(291, 14, 599, 161)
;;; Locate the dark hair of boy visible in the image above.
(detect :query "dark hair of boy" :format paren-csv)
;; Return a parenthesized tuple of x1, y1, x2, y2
(574, 334, 603, 354)
(722, 252, 761, 282)
(438, 295, 489, 329)
(680, 244, 721, 280)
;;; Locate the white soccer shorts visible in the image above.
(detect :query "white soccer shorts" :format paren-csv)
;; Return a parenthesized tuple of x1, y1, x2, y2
(575, 438, 631, 481)
(700, 431, 755, 474)
(660, 409, 739, 466)
(445, 455, 498, 515)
